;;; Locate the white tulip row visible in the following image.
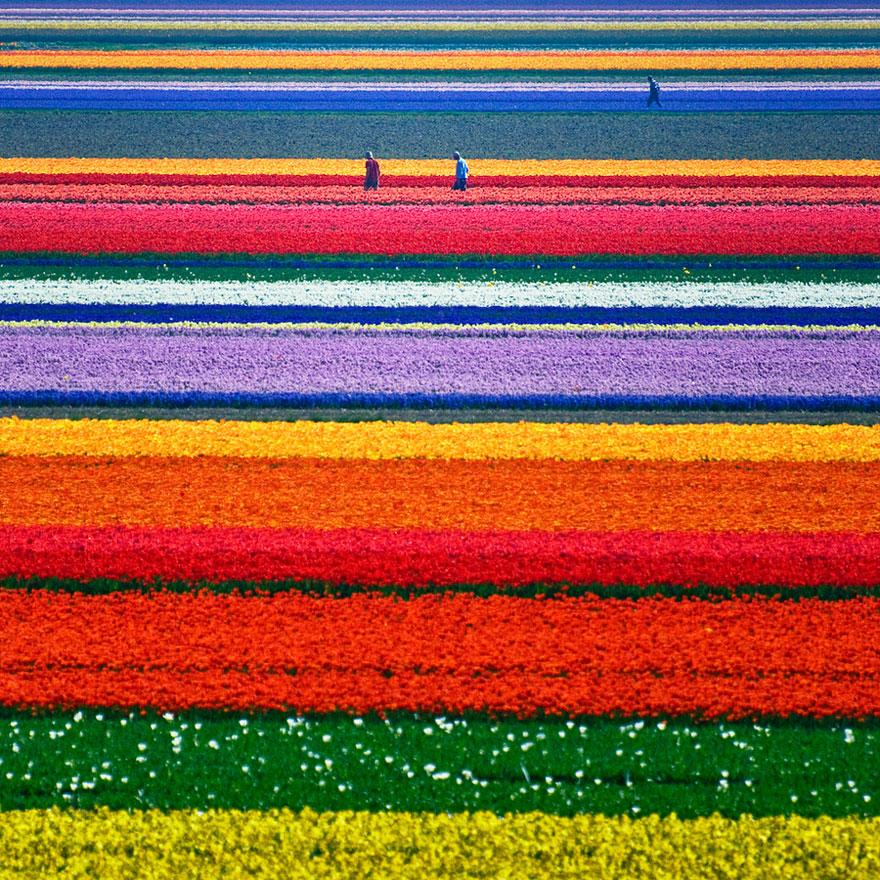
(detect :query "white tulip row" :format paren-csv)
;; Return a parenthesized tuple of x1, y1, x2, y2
(2, 279, 880, 308)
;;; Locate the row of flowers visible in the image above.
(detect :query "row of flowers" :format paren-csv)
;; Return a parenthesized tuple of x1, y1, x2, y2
(5, 48, 880, 69)
(3, 525, 880, 587)
(2, 324, 878, 402)
(3, 457, 878, 531)
(2, 257, 871, 283)
(0, 592, 876, 715)
(2, 202, 879, 254)
(4, 184, 878, 206)
(6, 158, 875, 177)
(4, 418, 879, 462)
(0, 809, 876, 878)
(0, 709, 872, 816)
(3, 276, 879, 309)
(16, 87, 880, 114)
(5, 173, 880, 189)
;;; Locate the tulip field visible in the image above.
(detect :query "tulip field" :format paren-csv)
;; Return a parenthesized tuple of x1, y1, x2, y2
(3, 1, 880, 877)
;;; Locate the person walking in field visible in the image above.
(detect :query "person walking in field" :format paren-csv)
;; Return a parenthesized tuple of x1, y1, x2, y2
(364, 151, 380, 190)
(452, 151, 469, 191)
(647, 76, 662, 108)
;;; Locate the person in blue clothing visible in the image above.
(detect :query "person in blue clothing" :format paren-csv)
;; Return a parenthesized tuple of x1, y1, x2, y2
(647, 76, 662, 108)
(452, 151, 469, 191)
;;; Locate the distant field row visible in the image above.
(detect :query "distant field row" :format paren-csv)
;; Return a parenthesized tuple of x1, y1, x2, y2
(4, 111, 880, 157)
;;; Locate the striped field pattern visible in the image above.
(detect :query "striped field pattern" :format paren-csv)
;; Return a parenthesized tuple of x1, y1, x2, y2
(3, 1, 880, 877)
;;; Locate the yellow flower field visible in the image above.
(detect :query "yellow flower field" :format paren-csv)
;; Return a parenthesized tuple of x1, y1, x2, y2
(0, 809, 876, 880)
(4, 417, 880, 462)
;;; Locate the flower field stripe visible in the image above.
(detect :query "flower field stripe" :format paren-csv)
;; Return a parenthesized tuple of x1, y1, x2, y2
(6, 83, 880, 112)
(12, 81, 880, 89)
(4, 202, 879, 255)
(16, 319, 875, 334)
(1, 810, 878, 878)
(4, 158, 880, 178)
(4, 526, 880, 588)
(5, 49, 880, 71)
(7, 174, 880, 190)
(0, 6, 872, 22)
(6, 303, 880, 328)
(7, 278, 880, 309)
(4, 260, 880, 284)
(5, 457, 880, 532)
(13, 391, 880, 411)
(0, 711, 875, 816)
(8, 319, 876, 334)
(2, 325, 880, 408)
(7, 418, 880, 463)
(10, 182, 880, 207)
(10, 17, 880, 30)
(6, 112, 875, 163)
(0, 592, 878, 716)
(8, 304, 880, 327)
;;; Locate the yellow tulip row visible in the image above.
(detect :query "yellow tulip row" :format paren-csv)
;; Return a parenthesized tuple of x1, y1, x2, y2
(4, 49, 880, 70)
(4, 417, 880, 461)
(2, 157, 879, 177)
(0, 809, 876, 879)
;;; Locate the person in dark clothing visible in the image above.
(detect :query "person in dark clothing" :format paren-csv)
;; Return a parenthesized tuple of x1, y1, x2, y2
(452, 151, 469, 191)
(364, 151, 380, 190)
(647, 76, 662, 108)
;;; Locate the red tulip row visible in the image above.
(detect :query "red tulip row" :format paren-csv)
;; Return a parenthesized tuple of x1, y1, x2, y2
(0, 591, 876, 716)
(1, 202, 878, 254)
(3, 184, 876, 206)
(2, 525, 878, 587)
(1, 173, 877, 188)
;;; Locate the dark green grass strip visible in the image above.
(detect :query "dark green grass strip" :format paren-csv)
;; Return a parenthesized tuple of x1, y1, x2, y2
(3, 111, 879, 159)
(0, 709, 874, 816)
(4, 576, 880, 600)
(2, 255, 878, 284)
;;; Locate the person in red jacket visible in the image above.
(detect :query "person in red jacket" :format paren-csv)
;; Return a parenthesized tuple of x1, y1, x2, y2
(364, 151, 380, 190)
